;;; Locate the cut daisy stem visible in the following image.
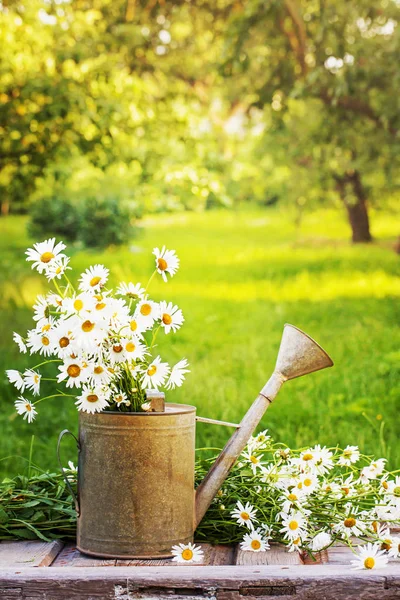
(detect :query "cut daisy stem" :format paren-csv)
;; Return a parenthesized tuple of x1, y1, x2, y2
(144, 269, 157, 294)
(34, 393, 75, 405)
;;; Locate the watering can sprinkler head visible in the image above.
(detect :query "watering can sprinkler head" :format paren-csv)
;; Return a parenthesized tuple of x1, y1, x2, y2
(194, 323, 333, 528)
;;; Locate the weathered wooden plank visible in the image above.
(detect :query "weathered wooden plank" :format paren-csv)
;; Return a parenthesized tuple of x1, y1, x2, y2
(234, 542, 302, 566)
(1, 565, 400, 600)
(0, 540, 64, 568)
(52, 544, 116, 567)
(301, 549, 329, 565)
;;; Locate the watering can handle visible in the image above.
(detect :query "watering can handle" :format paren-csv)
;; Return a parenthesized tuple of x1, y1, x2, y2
(57, 429, 80, 516)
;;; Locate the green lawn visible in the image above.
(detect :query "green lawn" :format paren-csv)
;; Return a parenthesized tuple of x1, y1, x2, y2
(0, 208, 399, 476)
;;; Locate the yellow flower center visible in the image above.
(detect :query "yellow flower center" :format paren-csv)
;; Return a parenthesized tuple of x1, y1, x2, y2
(394, 486, 400, 497)
(96, 302, 106, 311)
(94, 366, 104, 374)
(372, 521, 378, 533)
(41, 336, 50, 346)
(42, 323, 51, 332)
(67, 364, 81, 378)
(364, 557, 375, 569)
(343, 449, 352, 457)
(59, 336, 70, 348)
(26, 403, 32, 411)
(162, 313, 172, 325)
(140, 303, 152, 316)
(157, 257, 168, 271)
(240, 512, 250, 521)
(251, 540, 261, 550)
(125, 342, 136, 353)
(181, 549, 193, 561)
(344, 517, 356, 528)
(74, 299, 84, 311)
(289, 521, 298, 531)
(34, 374, 39, 384)
(87, 394, 99, 403)
(147, 365, 157, 376)
(304, 478, 312, 487)
(302, 453, 313, 461)
(40, 251, 54, 263)
(288, 493, 297, 501)
(297, 482, 303, 489)
(381, 539, 392, 551)
(382, 481, 389, 490)
(82, 320, 95, 332)
(293, 537, 300, 545)
(130, 320, 138, 332)
(342, 487, 350, 495)
(90, 276, 102, 287)
(113, 344, 123, 353)
(250, 455, 259, 464)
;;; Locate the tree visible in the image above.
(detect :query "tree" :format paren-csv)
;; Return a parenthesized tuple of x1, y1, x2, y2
(218, 0, 400, 241)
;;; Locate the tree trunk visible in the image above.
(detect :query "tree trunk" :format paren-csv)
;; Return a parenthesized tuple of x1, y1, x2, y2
(1, 200, 10, 217)
(335, 171, 372, 243)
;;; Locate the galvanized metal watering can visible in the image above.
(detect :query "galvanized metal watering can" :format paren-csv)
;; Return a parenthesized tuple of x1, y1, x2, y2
(58, 324, 333, 559)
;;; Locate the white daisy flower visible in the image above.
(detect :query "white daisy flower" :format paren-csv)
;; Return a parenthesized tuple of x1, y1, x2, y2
(311, 532, 332, 552)
(165, 358, 190, 390)
(287, 536, 302, 553)
(334, 507, 367, 538)
(15, 397, 37, 423)
(171, 542, 204, 563)
(88, 362, 113, 387)
(242, 449, 263, 475)
(26, 238, 66, 274)
(280, 511, 308, 541)
(312, 445, 334, 475)
(23, 369, 41, 396)
(377, 527, 394, 552)
(45, 255, 71, 281)
(135, 300, 160, 328)
(159, 301, 184, 334)
(70, 316, 107, 352)
(248, 430, 271, 451)
(6, 370, 25, 392)
(120, 337, 147, 361)
(57, 359, 90, 388)
(279, 490, 305, 514)
(75, 385, 110, 414)
(108, 341, 128, 364)
(116, 282, 145, 300)
(62, 293, 96, 317)
(79, 264, 109, 293)
(46, 293, 64, 309)
(26, 328, 53, 356)
(120, 316, 146, 338)
(350, 543, 388, 570)
(50, 324, 77, 359)
(388, 536, 400, 559)
(240, 528, 270, 552)
(293, 473, 319, 495)
(112, 391, 129, 407)
(231, 501, 258, 529)
(141, 356, 170, 390)
(13, 332, 27, 353)
(361, 458, 386, 482)
(338, 445, 360, 466)
(105, 298, 131, 328)
(153, 246, 180, 282)
(32, 295, 50, 323)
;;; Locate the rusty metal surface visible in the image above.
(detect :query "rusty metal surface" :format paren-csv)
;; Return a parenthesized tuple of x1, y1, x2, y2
(194, 324, 333, 527)
(77, 404, 196, 559)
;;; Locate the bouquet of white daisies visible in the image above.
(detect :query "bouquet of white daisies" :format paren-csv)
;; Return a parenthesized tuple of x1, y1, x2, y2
(6, 238, 189, 421)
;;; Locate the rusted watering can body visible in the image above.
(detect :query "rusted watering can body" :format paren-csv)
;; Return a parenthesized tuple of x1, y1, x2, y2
(58, 324, 333, 558)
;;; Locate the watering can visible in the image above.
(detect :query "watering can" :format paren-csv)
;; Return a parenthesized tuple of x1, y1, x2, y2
(58, 324, 333, 558)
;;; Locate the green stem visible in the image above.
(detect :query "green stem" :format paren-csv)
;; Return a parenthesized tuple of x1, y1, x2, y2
(34, 393, 75, 405)
(31, 359, 62, 369)
(144, 269, 157, 294)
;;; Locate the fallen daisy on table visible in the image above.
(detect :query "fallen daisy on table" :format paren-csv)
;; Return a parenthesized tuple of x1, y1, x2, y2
(171, 542, 204, 563)
(351, 543, 389, 570)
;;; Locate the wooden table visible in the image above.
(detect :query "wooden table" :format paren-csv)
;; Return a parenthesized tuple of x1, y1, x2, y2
(0, 540, 399, 599)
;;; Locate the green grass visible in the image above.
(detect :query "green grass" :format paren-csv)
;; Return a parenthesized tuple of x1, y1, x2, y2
(0, 207, 399, 476)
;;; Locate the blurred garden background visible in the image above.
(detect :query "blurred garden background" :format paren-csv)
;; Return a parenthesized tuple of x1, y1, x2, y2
(0, 0, 399, 476)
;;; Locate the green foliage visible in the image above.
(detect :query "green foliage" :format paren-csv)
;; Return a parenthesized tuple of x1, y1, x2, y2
(28, 197, 80, 243)
(0, 468, 76, 541)
(27, 196, 140, 249)
(79, 197, 139, 248)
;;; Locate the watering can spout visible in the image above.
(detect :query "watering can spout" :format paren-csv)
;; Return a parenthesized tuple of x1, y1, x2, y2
(194, 324, 333, 528)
